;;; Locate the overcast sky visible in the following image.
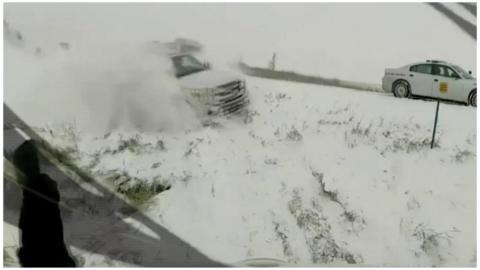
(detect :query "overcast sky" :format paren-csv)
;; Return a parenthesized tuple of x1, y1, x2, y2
(4, 3, 476, 83)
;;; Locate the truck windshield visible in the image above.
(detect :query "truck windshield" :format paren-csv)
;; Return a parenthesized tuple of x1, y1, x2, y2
(171, 54, 207, 78)
(452, 65, 474, 79)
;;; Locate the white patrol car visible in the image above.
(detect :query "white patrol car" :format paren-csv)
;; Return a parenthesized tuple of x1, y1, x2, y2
(382, 60, 476, 106)
(154, 38, 249, 116)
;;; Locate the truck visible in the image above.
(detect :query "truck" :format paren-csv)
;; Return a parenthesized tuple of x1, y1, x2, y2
(161, 38, 250, 115)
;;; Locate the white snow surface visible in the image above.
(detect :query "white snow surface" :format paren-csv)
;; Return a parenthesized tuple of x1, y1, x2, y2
(35, 77, 476, 266)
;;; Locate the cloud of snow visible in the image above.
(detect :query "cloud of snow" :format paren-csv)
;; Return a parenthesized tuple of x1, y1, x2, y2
(4, 41, 199, 135)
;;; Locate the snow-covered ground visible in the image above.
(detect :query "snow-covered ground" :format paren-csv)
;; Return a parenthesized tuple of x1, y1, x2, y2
(4, 2, 476, 267)
(28, 77, 475, 266)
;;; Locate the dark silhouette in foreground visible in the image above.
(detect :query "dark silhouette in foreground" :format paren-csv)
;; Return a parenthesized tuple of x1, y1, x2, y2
(13, 140, 76, 267)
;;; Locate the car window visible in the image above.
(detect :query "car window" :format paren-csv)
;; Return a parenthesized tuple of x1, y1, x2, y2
(445, 67, 460, 78)
(410, 64, 432, 74)
(171, 54, 206, 77)
(452, 65, 474, 79)
(432, 65, 460, 78)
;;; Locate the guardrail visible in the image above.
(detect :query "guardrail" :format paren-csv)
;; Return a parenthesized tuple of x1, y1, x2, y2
(237, 62, 384, 93)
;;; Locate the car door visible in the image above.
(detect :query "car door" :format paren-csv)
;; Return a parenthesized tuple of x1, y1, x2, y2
(431, 65, 465, 102)
(408, 64, 434, 96)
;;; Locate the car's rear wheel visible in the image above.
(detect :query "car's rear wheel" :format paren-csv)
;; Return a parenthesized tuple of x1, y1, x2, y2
(468, 89, 476, 107)
(392, 80, 410, 98)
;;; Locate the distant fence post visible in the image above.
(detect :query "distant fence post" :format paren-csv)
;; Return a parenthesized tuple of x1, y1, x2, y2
(431, 99, 440, 149)
(269, 53, 276, 71)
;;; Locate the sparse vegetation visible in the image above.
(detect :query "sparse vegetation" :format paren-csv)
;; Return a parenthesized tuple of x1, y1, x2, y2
(275, 125, 303, 142)
(311, 169, 366, 234)
(342, 120, 440, 154)
(288, 189, 360, 264)
(312, 171, 339, 204)
(452, 147, 474, 163)
(107, 136, 142, 154)
(264, 157, 278, 165)
(412, 223, 458, 266)
(272, 221, 298, 263)
(85, 150, 102, 171)
(286, 126, 303, 142)
(120, 181, 169, 206)
(184, 138, 204, 157)
(202, 119, 224, 128)
(107, 171, 171, 206)
(156, 140, 166, 151)
(151, 162, 161, 169)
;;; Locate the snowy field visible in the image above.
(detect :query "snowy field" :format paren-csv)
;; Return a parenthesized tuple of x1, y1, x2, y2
(4, 2, 476, 267)
(20, 77, 475, 266)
